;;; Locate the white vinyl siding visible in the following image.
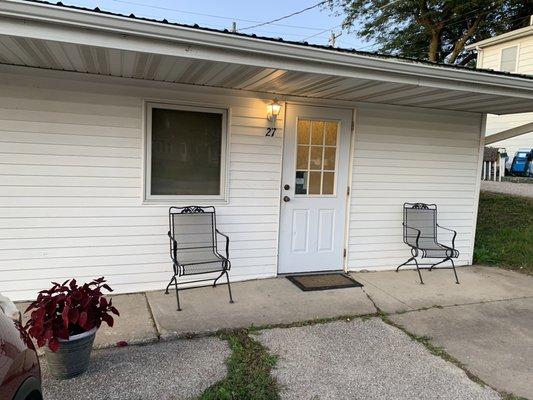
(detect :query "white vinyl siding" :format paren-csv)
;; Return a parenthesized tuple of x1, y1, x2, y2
(0, 71, 283, 301)
(476, 34, 533, 155)
(347, 104, 482, 270)
(478, 35, 533, 75)
(0, 67, 487, 300)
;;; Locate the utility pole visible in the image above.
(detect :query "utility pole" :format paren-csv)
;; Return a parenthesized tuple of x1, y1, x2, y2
(329, 31, 342, 47)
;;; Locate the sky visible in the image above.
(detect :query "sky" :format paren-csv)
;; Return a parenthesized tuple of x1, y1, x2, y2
(58, 0, 374, 50)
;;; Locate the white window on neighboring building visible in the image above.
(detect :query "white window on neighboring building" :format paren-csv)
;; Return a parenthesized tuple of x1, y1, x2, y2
(144, 102, 228, 202)
(500, 46, 518, 72)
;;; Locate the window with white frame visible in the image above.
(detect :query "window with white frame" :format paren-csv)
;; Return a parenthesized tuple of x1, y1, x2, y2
(500, 46, 518, 72)
(145, 102, 228, 201)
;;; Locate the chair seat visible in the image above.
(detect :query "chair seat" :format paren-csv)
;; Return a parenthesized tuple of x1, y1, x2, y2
(179, 250, 227, 275)
(181, 260, 226, 275)
(416, 244, 457, 259)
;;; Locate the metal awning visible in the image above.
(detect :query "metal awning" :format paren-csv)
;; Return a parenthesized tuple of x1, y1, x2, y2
(1, 0, 533, 115)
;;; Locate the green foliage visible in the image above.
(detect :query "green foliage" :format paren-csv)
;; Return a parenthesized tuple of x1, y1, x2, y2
(474, 192, 533, 273)
(198, 330, 280, 400)
(325, 0, 533, 64)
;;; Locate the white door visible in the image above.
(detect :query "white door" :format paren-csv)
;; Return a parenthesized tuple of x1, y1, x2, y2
(278, 104, 352, 274)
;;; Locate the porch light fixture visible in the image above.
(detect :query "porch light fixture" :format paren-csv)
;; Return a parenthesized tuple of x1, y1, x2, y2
(267, 99, 281, 122)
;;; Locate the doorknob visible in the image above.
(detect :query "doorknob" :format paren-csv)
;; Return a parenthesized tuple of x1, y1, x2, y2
(283, 196, 290, 202)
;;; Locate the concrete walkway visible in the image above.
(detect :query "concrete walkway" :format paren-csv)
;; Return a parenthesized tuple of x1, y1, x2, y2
(258, 318, 500, 400)
(354, 265, 533, 313)
(391, 298, 533, 399)
(89, 266, 533, 347)
(18, 266, 533, 398)
(146, 277, 375, 339)
(43, 336, 229, 400)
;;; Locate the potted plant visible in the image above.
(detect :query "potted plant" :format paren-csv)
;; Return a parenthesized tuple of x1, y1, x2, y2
(23, 277, 119, 379)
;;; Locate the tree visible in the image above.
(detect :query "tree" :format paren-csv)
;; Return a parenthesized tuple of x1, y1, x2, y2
(326, 0, 533, 65)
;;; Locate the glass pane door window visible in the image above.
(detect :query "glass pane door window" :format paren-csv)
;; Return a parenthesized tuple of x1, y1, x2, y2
(295, 119, 339, 196)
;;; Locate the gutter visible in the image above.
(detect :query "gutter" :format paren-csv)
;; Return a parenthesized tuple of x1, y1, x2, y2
(1, 0, 533, 97)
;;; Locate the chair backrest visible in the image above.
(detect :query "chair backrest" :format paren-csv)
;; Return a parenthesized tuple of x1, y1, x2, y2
(403, 203, 437, 248)
(169, 206, 217, 264)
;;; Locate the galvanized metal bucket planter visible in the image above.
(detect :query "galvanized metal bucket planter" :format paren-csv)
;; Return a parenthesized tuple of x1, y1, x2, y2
(44, 327, 97, 379)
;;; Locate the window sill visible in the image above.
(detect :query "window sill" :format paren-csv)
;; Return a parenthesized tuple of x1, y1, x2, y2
(142, 197, 229, 206)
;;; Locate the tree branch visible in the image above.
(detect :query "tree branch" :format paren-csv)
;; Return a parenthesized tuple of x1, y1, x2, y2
(447, 13, 487, 64)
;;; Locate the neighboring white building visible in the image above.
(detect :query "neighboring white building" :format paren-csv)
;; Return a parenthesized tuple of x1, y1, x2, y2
(467, 21, 533, 156)
(0, 1, 532, 301)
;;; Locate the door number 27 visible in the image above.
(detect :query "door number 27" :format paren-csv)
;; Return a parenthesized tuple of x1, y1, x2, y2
(266, 127, 277, 137)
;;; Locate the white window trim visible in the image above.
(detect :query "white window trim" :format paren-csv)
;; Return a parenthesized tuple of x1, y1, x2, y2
(498, 44, 520, 73)
(143, 101, 230, 204)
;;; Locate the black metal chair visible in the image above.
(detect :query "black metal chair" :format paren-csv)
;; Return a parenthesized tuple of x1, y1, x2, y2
(396, 203, 460, 284)
(165, 206, 234, 311)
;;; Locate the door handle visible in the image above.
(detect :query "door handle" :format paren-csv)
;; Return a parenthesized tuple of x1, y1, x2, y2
(283, 196, 290, 202)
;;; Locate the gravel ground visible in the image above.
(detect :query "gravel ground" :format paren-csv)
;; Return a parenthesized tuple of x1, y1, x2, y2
(43, 337, 229, 400)
(481, 181, 533, 198)
(258, 318, 500, 400)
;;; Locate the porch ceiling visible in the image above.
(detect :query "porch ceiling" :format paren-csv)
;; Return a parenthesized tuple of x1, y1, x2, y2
(0, 1, 532, 115)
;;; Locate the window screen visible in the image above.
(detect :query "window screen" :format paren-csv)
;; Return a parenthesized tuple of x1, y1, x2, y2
(500, 46, 518, 72)
(149, 106, 224, 196)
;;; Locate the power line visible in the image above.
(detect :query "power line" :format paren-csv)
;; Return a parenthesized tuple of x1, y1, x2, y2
(303, 23, 342, 41)
(357, 11, 531, 56)
(356, 3, 487, 50)
(238, 1, 328, 31)
(109, 0, 331, 32)
(302, 0, 403, 42)
(323, 1, 507, 52)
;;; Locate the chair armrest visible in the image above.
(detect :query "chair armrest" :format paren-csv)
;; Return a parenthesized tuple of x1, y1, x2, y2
(216, 229, 230, 259)
(403, 223, 421, 248)
(436, 224, 457, 249)
(167, 230, 178, 245)
(168, 231, 178, 263)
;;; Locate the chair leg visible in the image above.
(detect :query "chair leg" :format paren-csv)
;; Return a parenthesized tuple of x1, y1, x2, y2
(413, 258, 424, 285)
(173, 277, 181, 311)
(225, 270, 234, 304)
(429, 258, 448, 271)
(165, 276, 175, 295)
(450, 258, 460, 284)
(397, 256, 414, 272)
(212, 270, 225, 288)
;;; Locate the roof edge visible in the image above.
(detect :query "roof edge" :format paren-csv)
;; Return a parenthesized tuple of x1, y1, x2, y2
(1, 0, 532, 93)
(466, 24, 533, 50)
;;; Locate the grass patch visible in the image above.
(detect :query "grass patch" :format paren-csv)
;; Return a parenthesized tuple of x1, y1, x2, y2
(474, 192, 533, 273)
(198, 329, 279, 400)
(501, 394, 528, 400)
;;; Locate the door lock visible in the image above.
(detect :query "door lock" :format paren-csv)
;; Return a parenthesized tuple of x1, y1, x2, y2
(284, 184, 290, 190)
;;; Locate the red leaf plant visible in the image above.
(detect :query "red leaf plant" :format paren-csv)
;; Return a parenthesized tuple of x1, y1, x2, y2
(23, 277, 119, 352)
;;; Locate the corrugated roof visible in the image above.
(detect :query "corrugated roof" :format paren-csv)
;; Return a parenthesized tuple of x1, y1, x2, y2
(20, 0, 533, 81)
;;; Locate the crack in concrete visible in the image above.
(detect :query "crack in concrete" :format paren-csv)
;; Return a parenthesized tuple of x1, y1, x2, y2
(393, 295, 533, 315)
(354, 273, 415, 310)
(144, 292, 161, 340)
(361, 287, 382, 314)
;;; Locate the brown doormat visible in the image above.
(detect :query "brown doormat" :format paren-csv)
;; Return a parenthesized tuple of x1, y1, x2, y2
(286, 273, 363, 291)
